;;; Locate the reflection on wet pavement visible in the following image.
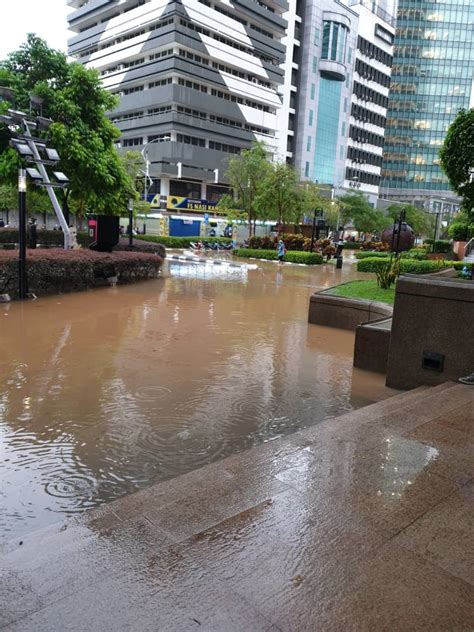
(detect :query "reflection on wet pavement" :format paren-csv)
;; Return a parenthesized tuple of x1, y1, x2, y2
(1, 258, 389, 538)
(1, 382, 473, 630)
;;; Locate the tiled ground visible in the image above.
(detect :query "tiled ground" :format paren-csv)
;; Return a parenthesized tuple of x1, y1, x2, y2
(1, 382, 473, 631)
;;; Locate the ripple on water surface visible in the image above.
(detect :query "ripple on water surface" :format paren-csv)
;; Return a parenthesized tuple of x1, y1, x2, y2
(0, 259, 380, 537)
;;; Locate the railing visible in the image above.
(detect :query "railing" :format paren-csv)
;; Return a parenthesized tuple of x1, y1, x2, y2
(464, 237, 474, 259)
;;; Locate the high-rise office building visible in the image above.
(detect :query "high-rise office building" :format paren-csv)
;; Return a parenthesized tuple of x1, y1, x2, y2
(380, 0, 474, 206)
(67, 0, 287, 211)
(279, 0, 394, 203)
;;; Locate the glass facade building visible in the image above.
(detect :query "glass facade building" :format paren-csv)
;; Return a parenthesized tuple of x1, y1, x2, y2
(381, 0, 474, 202)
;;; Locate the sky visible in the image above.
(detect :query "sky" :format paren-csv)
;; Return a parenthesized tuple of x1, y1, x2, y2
(0, 0, 70, 60)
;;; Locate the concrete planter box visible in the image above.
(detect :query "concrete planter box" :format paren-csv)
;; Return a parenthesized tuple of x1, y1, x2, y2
(453, 241, 468, 260)
(354, 318, 392, 373)
(308, 289, 393, 331)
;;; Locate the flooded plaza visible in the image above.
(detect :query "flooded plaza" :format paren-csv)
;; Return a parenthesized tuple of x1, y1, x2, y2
(0, 256, 389, 540)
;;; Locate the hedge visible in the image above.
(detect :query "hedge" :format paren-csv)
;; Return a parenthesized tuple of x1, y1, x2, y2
(357, 257, 449, 274)
(233, 248, 323, 264)
(342, 242, 362, 249)
(0, 228, 91, 247)
(135, 235, 231, 248)
(423, 239, 452, 254)
(0, 249, 163, 298)
(453, 261, 473, 271)
(355, 251, 393, 260)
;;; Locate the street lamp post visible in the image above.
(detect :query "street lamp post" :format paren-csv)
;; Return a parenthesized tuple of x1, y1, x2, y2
(141, 136, 170, 233)
(128, 199, 134, 248)
(18, 169, 27, 299)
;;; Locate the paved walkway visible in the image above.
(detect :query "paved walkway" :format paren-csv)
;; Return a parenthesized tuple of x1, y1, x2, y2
(2, 382, 473, 631)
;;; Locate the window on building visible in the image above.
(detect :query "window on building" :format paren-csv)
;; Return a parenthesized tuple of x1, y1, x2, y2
(306, 136, 312, 151)
(310, 83, 315, 99)
(305, 162, 310, 177)
(309, 110, 313, 126)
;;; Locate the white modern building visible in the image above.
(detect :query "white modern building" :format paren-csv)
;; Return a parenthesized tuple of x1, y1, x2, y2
(278, 0, 395, 204)
(67, 0, 288, 217)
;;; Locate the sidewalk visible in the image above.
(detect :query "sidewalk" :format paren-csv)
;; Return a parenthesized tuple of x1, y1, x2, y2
(2, 382, 473, 631)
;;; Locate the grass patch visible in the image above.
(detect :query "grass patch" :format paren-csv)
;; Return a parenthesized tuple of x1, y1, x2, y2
(328, 280, 395, 305)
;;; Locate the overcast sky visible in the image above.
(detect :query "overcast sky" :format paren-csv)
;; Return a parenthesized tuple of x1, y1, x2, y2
(0, 0, 70, 60)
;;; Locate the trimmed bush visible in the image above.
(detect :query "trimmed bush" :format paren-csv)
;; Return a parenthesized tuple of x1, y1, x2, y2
(0, 228, 91, 247)
(448, 221, 474, 242)
(355, 251, 393, 260)
(233, 248, 323, 264)
(342, 242, 362, 249)
(423, 239, 452, 253)
(135, 235, 231, 248)
(401, 249, 428, 260)
(453, 261, 473, 271)
(0, 249, 163, 298)
(357, 257, 449, 274)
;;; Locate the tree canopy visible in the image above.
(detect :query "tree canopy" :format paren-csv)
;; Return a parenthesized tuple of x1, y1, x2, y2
(439, 108, 474, 219)
(337, 191, 386, 234)
(254, 162, 303, 227)
(0, 35, 133, 218)
(385, 203, 433, 236)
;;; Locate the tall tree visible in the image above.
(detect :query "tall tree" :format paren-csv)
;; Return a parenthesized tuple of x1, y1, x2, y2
(338, 191, 386, 234)
(384, 203, 433, 236)
(0, 35, 133, 220)
(219, 141, 271, 237)
(254, 162, 302, 230)
(302, 182, 341, 229)
(439, 108, 474, 219)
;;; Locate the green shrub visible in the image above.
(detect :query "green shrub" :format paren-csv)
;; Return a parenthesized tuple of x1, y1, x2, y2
(423, 239, 452, 253)
(342, 242, 361, 249)
(135, 235, 231, 248)
(357, 257, 449, 274)
(401, 249, 428, 260)
(355, 251, 393, 259)
(453, 261, 473, 271)
(374, 255, 401, 289)
(233, 248, 322, 264)
(447, 221, 474, 242)
(0, 228, 91, 247)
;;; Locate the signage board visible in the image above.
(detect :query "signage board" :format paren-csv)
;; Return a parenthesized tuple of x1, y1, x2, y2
(166, 196, 226, 213)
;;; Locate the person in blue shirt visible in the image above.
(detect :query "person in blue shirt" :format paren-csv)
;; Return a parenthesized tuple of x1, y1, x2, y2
(277, 239, 286, 263)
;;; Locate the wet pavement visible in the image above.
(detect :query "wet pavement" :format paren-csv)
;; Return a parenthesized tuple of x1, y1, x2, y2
(1, 381, 473, 631)
(0, 256, 391, 539)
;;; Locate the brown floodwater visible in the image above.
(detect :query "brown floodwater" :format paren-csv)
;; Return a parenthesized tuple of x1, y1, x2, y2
(0, 256, 392, 540)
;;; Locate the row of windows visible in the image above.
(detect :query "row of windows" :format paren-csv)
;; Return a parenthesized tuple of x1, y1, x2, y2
(101, 48, 173, 75)
(123, 137, 143, 147)
(349, 125, 385, 148)
(123, 133, 243, 154)
(208, 141, 242, 154)
(178, 48, 272, 89)
(347, 146, 383, 168)
(355, 59, 391, 89)
(357, 36, 393, 68)
(353, 82, 389, 109)
(214, 4, 274, 39)
(176, 133, 206, 147)
(116, 74, 275, 114)
(351, 104, 386, 129)
(345, 168, 381, 186)
(179, 18, 279, 66)
(112, 104, 271, 137)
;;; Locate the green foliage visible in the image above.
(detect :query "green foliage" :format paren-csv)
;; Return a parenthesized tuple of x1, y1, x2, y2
(453, 261, 473, 271)
(0, 183, 17, 210)
(0, 228, 90, 246)
(220, 141, 271, 237)
(135, 235, 231, 248)
(423, 239, 452, 253)
(342, 242, 361, 249)
(301, 182, 341, 228)
(439, 108, 474, 218)
(254, 162, 303, 226)
(357, 257, 448, 274)
(337, 192, 385, 233)
(0, 35, 133, 217)
(328, 280, 395, 305)
(385, 203, 434, 236)
(233, 248, 323, 264)
(355, 251, 394, 259)
(401, 249, 428, 260)
(447, 218, 474, 241)
(374, 255, 401, 289)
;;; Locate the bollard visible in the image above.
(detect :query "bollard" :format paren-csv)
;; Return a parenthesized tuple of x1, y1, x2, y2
(336, 256, 343, 269)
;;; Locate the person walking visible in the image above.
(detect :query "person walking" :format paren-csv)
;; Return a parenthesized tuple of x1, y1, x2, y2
(28, 218, 37, 249)
(277, 238, 286, 264)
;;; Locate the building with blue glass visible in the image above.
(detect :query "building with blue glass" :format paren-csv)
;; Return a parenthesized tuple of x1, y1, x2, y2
(380, 0, 474, 205)
(279, 0, 395, 203)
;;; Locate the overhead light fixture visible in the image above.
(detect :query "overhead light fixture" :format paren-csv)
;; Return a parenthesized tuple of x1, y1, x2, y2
(36, 116, 53, 131)
(53, 171, 69, 185)
(10, 140, 34, 156)
(26, 167, 43, 182)
(0, 86, 15, 101)
(45, 147, 60, 161)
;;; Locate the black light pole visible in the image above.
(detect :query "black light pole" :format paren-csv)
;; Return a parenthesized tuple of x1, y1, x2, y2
(310, 209, 317, 253)
(432, 211, 440, 253)
(395, 210, 406, 254)
(128, 199, 133, 248)
(18, 169, 27, 299)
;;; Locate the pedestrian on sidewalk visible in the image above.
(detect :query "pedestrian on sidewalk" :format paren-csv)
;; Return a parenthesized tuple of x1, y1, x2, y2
(277, 239, 286, 264)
